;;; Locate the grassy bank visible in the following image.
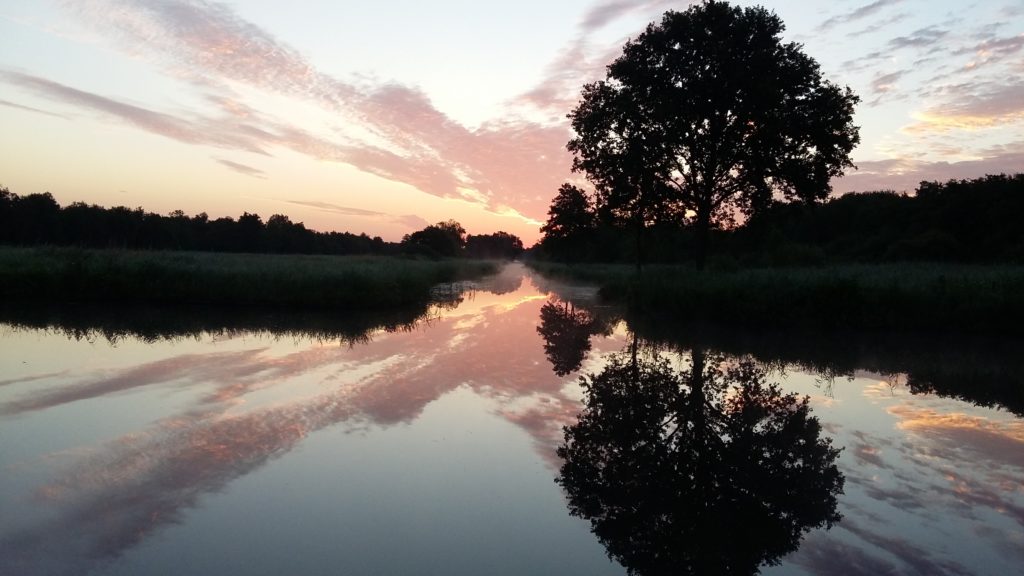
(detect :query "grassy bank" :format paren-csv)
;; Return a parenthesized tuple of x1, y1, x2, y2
(527, 261, 1024, 333)
(0, 247, 498, 309)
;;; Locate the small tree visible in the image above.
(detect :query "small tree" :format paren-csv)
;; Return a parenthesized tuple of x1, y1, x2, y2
(568, 1, 860, 269)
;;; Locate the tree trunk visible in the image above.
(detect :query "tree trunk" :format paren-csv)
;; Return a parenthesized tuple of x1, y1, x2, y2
(694, 205, 711, 272)
(634, 220, 646, 275)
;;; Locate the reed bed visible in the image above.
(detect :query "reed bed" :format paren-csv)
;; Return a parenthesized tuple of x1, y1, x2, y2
(0, 247, 497, 309)
(528, 261, 1024, 333)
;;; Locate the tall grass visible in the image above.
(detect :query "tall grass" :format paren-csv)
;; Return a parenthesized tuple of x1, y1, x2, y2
(0, 247, 498, 309)
(528, 261, 1024, 333)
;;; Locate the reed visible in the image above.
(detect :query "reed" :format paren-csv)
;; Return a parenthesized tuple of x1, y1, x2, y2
(528, 261, 1024, 333)
(0, 247, 497, 309)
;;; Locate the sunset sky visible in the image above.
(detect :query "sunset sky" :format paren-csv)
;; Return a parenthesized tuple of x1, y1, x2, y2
(1, 0, 1022, 244)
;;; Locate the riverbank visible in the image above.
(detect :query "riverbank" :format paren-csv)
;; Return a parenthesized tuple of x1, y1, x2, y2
(0, 247, 498, 309)
(527, 261, 1024, 333)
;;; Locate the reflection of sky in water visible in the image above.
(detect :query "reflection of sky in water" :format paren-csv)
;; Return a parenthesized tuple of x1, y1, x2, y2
(1, 263, 1022, 575)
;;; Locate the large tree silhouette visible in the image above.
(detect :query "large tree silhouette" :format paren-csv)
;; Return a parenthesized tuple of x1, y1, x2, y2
(557, 346, 844, 575)
(567, 1, 859, 269)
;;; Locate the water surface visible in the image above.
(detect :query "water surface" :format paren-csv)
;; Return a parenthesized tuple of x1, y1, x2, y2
(1, 263, 1021, 575)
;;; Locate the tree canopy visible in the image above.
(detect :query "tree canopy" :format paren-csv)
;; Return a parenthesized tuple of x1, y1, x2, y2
(401, 219, 467, 257)
(465, 231, 524, 259)
(566, 1, 860, 269)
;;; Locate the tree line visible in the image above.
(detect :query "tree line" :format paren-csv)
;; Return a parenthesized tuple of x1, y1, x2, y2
(535, 173, 1024, 266)
(0, 187, 523, 259)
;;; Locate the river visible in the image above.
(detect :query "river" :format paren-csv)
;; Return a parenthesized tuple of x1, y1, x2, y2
(1, 263, 1021, 575)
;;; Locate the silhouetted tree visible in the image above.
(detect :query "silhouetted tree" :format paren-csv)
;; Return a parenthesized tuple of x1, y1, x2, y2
(539, 183, 600, 262)
(568, 1, 860, 269)
(236, 212, 264, 252)
(465, 231, 524, 259)
(401, 220, 467, 257)
(557, 346, 843, 575)
(13, 192, 61, 245)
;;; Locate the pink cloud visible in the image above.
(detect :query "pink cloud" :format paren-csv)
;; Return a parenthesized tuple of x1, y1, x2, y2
(54, 0, 575, 224)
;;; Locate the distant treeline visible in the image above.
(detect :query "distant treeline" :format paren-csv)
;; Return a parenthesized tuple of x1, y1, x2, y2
(534, 174, 1024, 266)
(0, 188, 523, 259)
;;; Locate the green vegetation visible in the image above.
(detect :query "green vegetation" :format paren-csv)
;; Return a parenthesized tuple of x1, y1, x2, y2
(0, 247, 497, 309)
(528, 261, 1024, 333)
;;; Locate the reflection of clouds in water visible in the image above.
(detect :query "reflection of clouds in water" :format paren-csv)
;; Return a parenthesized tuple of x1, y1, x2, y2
(791, 384, 1024, 575)
(0, 272, 586, 575)
(500, 393, 582, 470)
(792, 517, 977, 576)
(6, 265, 1022, 576)
(891, 406, 1024, 463)
(1, 382, 367, 576)
(789, 530, 903, 576)
(0, 369, 71, 388)
(0, 350, 266, 416)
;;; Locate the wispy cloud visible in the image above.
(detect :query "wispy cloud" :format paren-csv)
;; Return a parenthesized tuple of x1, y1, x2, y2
(905, 81, 1024, 133)
(2, 70, 270, 154)
(0, 98, 69, 119)
(283, 199, 429, 231)
(284, 200, 385, 217)
(870, 70, 906, 95)
(215, 158, 265, 178)
(818, 0, 907, 31)
(515, 0, 689, 117)
(578, 0, 682, 33)
(957, 33, 1024, 70)
(848, 11, 911, 37)
(50, 0, 577, 226)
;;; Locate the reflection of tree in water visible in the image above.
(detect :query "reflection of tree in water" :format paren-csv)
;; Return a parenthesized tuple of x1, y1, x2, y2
(536, 299, 602, 376)
(557, 346, 844, 575)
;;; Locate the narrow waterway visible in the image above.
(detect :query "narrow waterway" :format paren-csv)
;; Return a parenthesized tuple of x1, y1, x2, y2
(1, 263, 1021, 575)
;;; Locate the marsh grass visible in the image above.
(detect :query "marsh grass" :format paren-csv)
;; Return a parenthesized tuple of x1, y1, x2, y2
(528, 261, 1024, 333)
(0, 247, 498, 309)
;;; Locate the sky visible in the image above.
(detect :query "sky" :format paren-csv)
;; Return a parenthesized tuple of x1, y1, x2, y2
(1, 0, 1022, 245)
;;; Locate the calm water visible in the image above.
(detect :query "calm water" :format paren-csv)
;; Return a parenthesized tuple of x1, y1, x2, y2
(1, 263, 1021, 575)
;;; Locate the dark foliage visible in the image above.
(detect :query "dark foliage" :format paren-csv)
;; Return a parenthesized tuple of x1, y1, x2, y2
(400, 220, 467, 257)
(465, 231, 524, 259)
(733, 173, 1024, 264)
(536, 300, 600, 376)
(536, 174, 1024, 266)
(623, 316, 1024, 418)
(0, 189, 525, 260)
(0, 188, 394, 255)
(566, 1, 859, 269)
(557, 346, 843, 575)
